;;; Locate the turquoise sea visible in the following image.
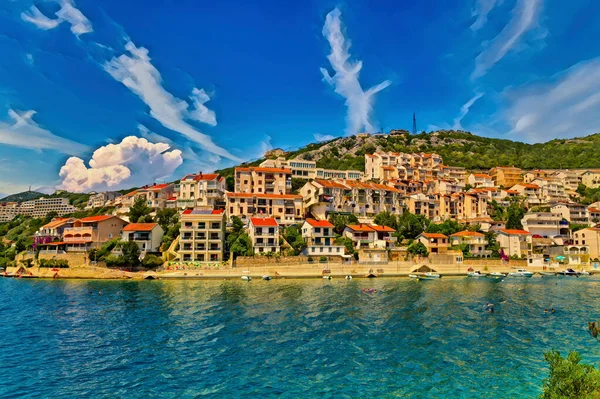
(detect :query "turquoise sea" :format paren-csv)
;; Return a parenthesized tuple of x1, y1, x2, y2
(1, 276, 600, 398)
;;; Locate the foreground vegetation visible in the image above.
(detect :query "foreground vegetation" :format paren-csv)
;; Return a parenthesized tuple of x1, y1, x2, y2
(540, 350, 600, 398)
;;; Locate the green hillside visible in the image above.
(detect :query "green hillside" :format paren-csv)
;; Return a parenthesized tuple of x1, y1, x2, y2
(0, 191, 45, 203)
(216, 130, 600, 177)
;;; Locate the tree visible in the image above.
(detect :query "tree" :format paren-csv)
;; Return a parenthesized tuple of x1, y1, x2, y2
(540, 350, 600, 398)
(407, 241, 429, 257)
(291, 178, 306, 194)
(485, 231, 500, 257)
(142, 254, 163, 268)
(230, 216, 244, 235)
(155, 208, 179, 232)
(374, 211, 398, 230)
(505, 200, 526, 230)
(397, 211, 429, 239)
(128, 196, 152, 223)
(571, 223, 589, 233)
(229, 232, 253, 258)
(120, 241, 141, 266)
(335, 236, 355, 255)
(426, 219, 464, 236)
(328, 213, 359, 235)
(464, 184, 473, 192)
(283, 225, 306, 255)
(226, 176, 235, 192)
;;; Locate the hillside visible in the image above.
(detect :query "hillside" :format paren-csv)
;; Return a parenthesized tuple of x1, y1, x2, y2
(216, 130, 600, 177)
(0, 191, 45, 203)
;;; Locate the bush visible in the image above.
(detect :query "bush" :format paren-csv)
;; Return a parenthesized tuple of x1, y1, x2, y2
(39, 259, 69, 268)
(105, 254, 125, 268)
(319, 256, 327, 263)
(141, 254, 163, 268)
(540, 350, 600, 398)
(20, 259, 34, 268)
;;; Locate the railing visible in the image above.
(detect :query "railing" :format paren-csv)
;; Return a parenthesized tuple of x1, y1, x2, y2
(254, 242, 277, 247)
(63, 237, 92, 242)
(64, 227, 96, 232)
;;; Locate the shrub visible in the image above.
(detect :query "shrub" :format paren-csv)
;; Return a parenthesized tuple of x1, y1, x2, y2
(540, 350, 600, 398)
(39, 259, 69, 268)
(319, 256, 328, 263)
(105, 254, 125, 268)
(142, 254, 163, 268)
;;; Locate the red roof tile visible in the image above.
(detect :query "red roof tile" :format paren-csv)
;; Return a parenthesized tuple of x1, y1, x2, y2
(421, 233, 448, 239)
(450, 231, 485, 237)
(370, 225, 396, 232)
(123, 223, 159, 232)
(346, 224, 375, 232)
(305, 219, 334, 228)
(79, 215, 115, 223)
(250, 217, 278, 227)
(500, 229, 531, 235)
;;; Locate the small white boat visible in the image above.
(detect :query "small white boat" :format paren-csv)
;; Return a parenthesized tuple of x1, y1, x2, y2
(539, 271, 557, 277)
(323, 275, 332, 280)
(507, 269, 534, 277)
(345, 275, 353, 280)
(409, 274, 419, 279)
(417, 272, 441, 280)
(241, 275, 252, 281)
(467, 271, 486, 277)
(579, 270, 591, 276)
(262, 275, 272, 281)
(487, 272, 506, 279)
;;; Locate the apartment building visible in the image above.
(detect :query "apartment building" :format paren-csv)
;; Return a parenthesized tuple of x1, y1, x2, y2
(300, 179, 404, 220)
(0, 202, 20, 222)
(523, 170, 552, 183)
(119, 184, 175, 216)
(489, 166, 523, 187)
(573, 228, 600, 260)
(260, 157, 365, 181)
(552, 170, 582, 191)
(301, 219, 345, 257)
(581, 170, 600, 188)
(364, 151, 443, 181)
(436, 179, 465, 195)
(417, 233, 449, 254)
(226, 193, 303, 225)
(177, 172, 227, 210)
(449, 231, 489, 256)
(35, 218, 76, 241)
(550, 203, 590, 225)
(179, 209, 226, 263)
(121, 223, 164, 253)
(437, 165, 467, 183)
(62, 215, 128, 252)
(530, 178, 569, 203)
(342, 224, 395, 248)
(589, 205, 600, 223)
(235, 167, 292, 195)
(19, 197, 78, 218)
(248, 217, 280, 254)
(497, 229, 532, 258)
(510, 183, 543, 206)
(521, 212, 568, 238)
(85, 192, 120, 209)
(467, 173, 494, 188)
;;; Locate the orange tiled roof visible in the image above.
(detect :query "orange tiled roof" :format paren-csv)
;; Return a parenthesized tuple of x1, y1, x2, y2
(500, 229, 531, 235)
(472, 173, 491, 178)
(78, 215, 115, 223)
(123, 223, 158, 232)
(421, 233, 448, 239)
(313, 179, 348, 189)
(450, 231, 485, 237)
(250, 217, 278, 227)
(345, 224, 375, 232)
(370, 225, 396, 232)
(305, 219, 335, 228)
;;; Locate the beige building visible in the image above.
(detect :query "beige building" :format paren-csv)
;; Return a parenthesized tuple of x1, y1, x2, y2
(179, 209, 226, 263)
(248, 217, 280, 254)
(226, 193, 303, 225)
(467, 173, 494, 188)
(550, 203, 590, 225)
(489, 166, 523, 187)
(365, 151, 443, 181)
(510, 183, 543, 206)
(62, 215, 128, 252)
(121, 223, 164, 253)
(17, 197, 77, 219)
(523, 170, 552, 183)
(521, 212, 568, 238)
(177, 172, 227, 210)
(417, 233, 449, 254)
(119, 184, 175, 216)
(573, 228, 600, 260)
(449, 231, 490, 256)
(0, 202, 21, 222)
(497, 229, 532, 258)
(530, 178, 568, 203)
(260, 157, 364, 181)
(86, 192, 120, 209)
(235, 167, 292, 195)
(581, 170, 600, 188)
(552, 170, 583, 191)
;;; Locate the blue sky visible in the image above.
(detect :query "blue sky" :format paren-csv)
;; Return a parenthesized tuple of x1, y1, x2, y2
(0, 0, 599, 195)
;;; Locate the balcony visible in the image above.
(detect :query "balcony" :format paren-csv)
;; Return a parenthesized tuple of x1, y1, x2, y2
(254, 242, 277, 247)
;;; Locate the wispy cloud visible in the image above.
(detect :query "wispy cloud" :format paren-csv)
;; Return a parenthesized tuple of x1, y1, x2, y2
(21, 0, 92, 36)
(313, 133, 336, 142)
(320, 8, 391, 135)
(0, 109, 87, 154)
(471, 0, 543, 80)
(59, 136, 183, 192)
(453, 92, 484, 129)
(103, 41, 241, 161)
(470, 0, 499, 31)
(502, 57, 600, 143)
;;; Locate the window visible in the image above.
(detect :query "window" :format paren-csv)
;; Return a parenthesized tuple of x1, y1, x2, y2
(230, 207, 234, 213)
(244, 180, 248, 184)
(198, 222, 206, 229)
(315, 227, 321, 233)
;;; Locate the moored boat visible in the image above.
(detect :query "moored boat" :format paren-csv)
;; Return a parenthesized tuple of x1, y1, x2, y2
(539, 272, 557, 277)
(416, 272, 441, 280)
(241, 275, 252, 281)
(467, 271, 486, 277)
(262, 276, 272, 281)
(487, 272, 506, 279)
(557, 268, 579, 277)
(507, 268, 534, 277)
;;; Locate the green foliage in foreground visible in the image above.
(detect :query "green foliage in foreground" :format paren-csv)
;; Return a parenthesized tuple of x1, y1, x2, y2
(540, 350, 600, 399)
(38, 259, 69, 268)
(407, 241, 428, 257)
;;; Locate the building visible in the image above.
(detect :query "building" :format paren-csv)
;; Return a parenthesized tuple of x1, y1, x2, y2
(510, 183, 543, 206)
(177, 172, 227, 210)
(438, 165, 467, 183)
(523, 170, 551, 183)
(226, 193, 303, 225)
(179, 209, 226, 263)
(581, 170, 600, 188)
(552, 170, 583, 191)
(121, 223, 164, 253)
(235, 167, 292, 194)
(86, 192, 120, 209)
(530, 178, 569, 203)
(550, 203, 590, 225)
(0, 202, 20, 222)
(417, 233, 449, 254)
(467, 173, 494, 188)
(19, 197, 78, 218)
(573, 228, 600, 260)
(34, 218, 76, 241)
(521, 212, 568, 238)
(365, 151, 443, 181)
(299, 179, 404, 220)
(449, 231, 490, 257)
(489, 166, 523, 187)
(62, 215, 128, 252)
(119, 184, 175, 216)
(301, 219, 345, 257)
(248, 217, 280, 254)
(260, 157, 365, 181)
(589, 205, 600, 224)
(497, 229, 532, 258)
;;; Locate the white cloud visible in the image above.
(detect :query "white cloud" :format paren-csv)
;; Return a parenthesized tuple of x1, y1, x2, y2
(0, 109, 87, 154)
(470, 0, 499, 31)
(138, 124, 173, 145)
(103, 41, 241, 161)
(502, 57, 600, 143)
(320, 8, 391, 135)
(471, 0, 543, 80)
(453, 92, 484, 129)
(313, 133, 336, 142)
(58, 136, 183, 192)
(21, 0, 92, 36)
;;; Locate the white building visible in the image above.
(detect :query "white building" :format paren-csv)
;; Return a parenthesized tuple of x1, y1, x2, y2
(249, 217, 280, 254)
(521, 212, 568, 238)
(121, 222, 164, 254)
(301, 219, 345, 257)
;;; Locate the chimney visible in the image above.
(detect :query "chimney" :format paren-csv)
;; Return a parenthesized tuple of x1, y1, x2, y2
(153, 182, 156, 186)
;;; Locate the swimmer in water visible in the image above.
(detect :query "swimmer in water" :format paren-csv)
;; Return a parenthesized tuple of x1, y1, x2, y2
(551, 308, 555, 313)
(488, 307, 494, 313)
